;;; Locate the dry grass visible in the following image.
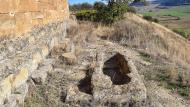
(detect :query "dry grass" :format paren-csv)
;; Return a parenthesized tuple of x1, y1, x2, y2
(98, 13, 190, 67)
(67, 14, 190, 69)
(89, 13, 190, 98)
(69, 14, 190, 69)
(167, 67, 177, 83)
(24, 13, 190, 105)
(24, 73, 65, 107)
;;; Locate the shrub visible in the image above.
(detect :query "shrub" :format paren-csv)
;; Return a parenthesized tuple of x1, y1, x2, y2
(94, 1, 106, 10)
(153, 18, 159, 23)
(76, 2, 130, 25)
(127, 6, 136, 13)
(143, 15, 153, 21)
(76, 10, 97, 21)
(143, 15, 159, 23)
(70, 3, 93, 11)
(95, 3, 123, 24)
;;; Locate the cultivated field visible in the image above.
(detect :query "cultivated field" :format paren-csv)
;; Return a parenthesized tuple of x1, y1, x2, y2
(140, 5, 190, 39)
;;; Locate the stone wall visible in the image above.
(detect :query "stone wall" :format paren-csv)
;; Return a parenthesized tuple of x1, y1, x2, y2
(0, 21, 68, 106)
(0, 0, 69, 36)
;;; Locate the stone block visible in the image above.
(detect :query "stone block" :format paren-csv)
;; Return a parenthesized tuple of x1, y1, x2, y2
(0, 68, 28, 105)
(0, 75, 13, 104)
(16, 0, 39, 12)
(0, 0, 16, 13)
(31, 70, 47, 84)
(31, 64, 53, 84)
(0, 14, 16, 35)
(15, 13, 32, 35)
(0, 14, 15, 30)
(0, 0, 69, 36)
(41, 45, 49, 58)
(6, 83, 28, 106)
(62, 52, 77, 65)
(12, 68, 29, 89)
(32, 52, 43, 65)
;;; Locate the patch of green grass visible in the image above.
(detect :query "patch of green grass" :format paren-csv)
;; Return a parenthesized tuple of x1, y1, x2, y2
(143, 6, 190, 17)
(167, 82, 190, 97)
(173, 28, 190, 39)
(139, 52, 152, 62)
(145, 69, 190, 99)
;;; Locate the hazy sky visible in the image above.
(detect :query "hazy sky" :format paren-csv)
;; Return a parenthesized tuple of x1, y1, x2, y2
(69, 0, 102, 5)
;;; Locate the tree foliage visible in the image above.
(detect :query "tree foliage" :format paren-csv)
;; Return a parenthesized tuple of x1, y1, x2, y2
(75, 0, 136, 25)
(69, 3, 93, 11)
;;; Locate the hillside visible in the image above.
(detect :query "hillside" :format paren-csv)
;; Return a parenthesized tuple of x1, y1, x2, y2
(9, 13, 190, 106)
(159, 0, 190, 6)
(1, 1, 190, 107)
(146, 0, 190, 6)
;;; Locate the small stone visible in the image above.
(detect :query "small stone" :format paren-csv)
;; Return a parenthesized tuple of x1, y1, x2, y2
(12, 68, 29, 89)
(31, 70, 47, 85)
(28, 36, 35, 44)
(50, 37, 59, 50)
(5, 83, 28, 107)
(67, 71, 86, 81)
(41, 45, 49, 58)
(32, 52, 42, 65)
(62, 52, 77, 65)
(0, 68, 28, 105)
(66, 84, 92, 103)
(0, 75, 13, 105)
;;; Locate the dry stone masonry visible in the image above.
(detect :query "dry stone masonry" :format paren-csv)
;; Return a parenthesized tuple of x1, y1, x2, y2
(0, 0, 69, 106)
(0, 0, 69, 36)
(0, 21, 68, 106)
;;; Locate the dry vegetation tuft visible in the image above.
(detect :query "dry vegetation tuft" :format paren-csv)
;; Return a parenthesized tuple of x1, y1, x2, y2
(24, 73, 65, 107)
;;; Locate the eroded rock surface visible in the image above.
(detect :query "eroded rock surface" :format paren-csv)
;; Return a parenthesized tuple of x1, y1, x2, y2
(91, 51, 146, 107)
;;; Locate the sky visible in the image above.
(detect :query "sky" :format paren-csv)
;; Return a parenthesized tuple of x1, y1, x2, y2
(69, 0, 102, 5)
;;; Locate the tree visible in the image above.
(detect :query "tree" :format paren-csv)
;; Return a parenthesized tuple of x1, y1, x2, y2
(80, 3, 93, 10)
(94, 2, 106, 10)
(133, 0, 149, 6)
(75, 0, 133, 24)
(69, 3, 93, 11)
(102, 0, 132, 3)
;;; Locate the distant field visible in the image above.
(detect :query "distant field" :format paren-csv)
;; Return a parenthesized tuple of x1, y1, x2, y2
(141, 5, 190, 39)
(143, 5, 190, 17)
